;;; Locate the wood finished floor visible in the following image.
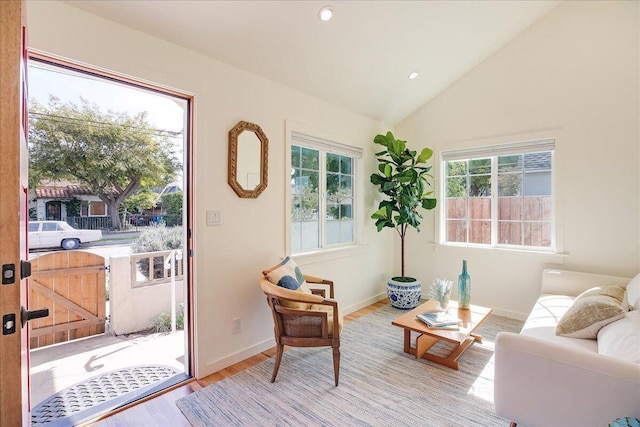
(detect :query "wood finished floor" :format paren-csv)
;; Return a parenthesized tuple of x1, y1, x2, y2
(89, 299, 389, 426)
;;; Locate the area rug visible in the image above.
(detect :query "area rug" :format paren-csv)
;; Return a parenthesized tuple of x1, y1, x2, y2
(177, 304, 523, 426)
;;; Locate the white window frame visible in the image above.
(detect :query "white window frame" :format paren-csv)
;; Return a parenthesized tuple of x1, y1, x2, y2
(440, 138, 556, 252)
(285, 124, 363, 257)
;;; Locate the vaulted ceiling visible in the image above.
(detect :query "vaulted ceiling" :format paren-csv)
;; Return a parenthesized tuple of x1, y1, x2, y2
(64, 0, 559, 124)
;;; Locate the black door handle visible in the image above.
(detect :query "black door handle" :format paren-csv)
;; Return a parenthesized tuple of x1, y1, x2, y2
(21, 306, 49, 328)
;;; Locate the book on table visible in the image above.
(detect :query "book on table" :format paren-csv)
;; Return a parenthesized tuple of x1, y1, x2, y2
(416, 311, 462, 328)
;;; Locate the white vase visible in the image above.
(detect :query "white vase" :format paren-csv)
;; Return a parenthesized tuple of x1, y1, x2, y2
(387, 277, 421, 309)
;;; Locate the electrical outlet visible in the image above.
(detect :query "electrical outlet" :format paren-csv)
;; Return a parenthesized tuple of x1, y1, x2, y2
(233, 317, 241, 334)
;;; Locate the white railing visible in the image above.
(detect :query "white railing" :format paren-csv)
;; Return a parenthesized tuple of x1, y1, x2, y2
(130, 250, 184, 288)
(164, 249, 183, 332)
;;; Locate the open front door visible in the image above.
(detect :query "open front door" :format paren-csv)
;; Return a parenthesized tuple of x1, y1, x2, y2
(0, 0, 32, 425)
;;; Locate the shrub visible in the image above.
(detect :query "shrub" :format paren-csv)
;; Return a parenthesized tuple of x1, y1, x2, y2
(132, 223, 183, 279)
(152, 303, 184, 333)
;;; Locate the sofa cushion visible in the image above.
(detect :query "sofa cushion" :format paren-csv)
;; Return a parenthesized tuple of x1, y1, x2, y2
(597, 310, 640, 364)
(521, 294, 597, 352)
(556, 286, 626, 339)
(263, 256, 312, 309)
(308, 304, 344, 337)
(625, 273, 640, 310)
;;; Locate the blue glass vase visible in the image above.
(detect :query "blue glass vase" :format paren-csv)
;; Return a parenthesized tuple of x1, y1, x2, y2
(458, 260, 471, 309)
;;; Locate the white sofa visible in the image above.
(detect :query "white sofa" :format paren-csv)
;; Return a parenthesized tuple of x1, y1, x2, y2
(494, 269, 640, 427)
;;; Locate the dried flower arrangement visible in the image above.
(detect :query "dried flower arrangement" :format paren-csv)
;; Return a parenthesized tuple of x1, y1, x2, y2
(428, 278, 454, 310)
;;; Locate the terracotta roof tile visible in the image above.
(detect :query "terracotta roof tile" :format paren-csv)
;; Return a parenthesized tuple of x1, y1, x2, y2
(34, 185, 92, 199)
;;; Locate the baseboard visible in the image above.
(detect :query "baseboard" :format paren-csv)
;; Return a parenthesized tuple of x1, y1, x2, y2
(342, 292, 388, 315)
(199, 337, 274, 379)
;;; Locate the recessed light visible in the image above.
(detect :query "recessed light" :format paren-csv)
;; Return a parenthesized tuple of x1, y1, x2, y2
(319, 6, 333, 21)
(408, 71, 419, 80)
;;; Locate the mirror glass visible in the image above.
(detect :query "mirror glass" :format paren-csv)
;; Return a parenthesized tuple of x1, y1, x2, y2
(228, 121, 268, 198)
(237, 131, 261, 190)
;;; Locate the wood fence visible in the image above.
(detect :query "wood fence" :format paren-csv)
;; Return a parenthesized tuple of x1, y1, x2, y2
(446, 196, 551, 246)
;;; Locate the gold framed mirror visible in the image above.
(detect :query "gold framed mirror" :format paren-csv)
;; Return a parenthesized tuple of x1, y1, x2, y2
(228, 121, 269, 198)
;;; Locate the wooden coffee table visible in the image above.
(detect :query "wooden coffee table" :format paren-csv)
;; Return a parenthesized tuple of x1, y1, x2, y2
(391, 300, 492, 370)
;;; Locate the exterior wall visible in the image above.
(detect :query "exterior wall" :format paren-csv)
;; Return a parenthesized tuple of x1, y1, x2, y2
(30, 195, 106, 220)
(27, 1, 393, 378)
(395, 1, 640, 319)
(109, 255, 185, 335)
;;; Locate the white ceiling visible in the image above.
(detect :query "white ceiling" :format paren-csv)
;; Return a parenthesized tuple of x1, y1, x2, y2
(64, 0, 559, 125)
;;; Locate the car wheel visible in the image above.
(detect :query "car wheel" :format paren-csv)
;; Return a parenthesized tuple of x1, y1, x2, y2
(61, 238, 79, 250)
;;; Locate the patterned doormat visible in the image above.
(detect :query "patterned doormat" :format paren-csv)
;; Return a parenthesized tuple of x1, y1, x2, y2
(32, 365, 180, 426)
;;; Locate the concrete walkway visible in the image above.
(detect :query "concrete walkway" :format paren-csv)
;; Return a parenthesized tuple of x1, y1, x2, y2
(30, 330, 185, 407)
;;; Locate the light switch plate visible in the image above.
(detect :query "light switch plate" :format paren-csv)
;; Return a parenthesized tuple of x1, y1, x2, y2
(206, 210, 221, 226)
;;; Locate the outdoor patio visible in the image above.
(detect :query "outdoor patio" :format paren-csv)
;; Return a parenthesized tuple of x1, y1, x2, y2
(30, 329, 186, 409)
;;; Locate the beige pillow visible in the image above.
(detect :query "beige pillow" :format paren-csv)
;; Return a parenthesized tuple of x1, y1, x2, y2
(556, 286, 626, 339)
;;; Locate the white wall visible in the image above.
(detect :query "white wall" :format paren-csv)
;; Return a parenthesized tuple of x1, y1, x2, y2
(109, 255, 185, 336)
(27, 1, 394, 378)
(396, 1, 640, 319)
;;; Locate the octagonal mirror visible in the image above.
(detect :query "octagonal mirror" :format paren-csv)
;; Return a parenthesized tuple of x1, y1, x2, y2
(228, 121, 268, 198)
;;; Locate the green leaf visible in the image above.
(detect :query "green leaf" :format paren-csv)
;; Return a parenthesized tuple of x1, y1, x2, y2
(395, 169, 416, 183)
(417, 147, 433, 163)
(422, 198, 437, 210)
(370, 174, 385, 185)
(389, 138, 405, 156)
(373, 134, 389, 146)
(371, 206, 388, 220)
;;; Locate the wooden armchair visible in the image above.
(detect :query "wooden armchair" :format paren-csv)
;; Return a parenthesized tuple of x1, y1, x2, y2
(259, 274, 342, 386)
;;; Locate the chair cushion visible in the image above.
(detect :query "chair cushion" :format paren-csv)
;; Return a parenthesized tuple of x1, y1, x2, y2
(263, 256, 312, 309)
(556, 286, 626, 339)
(309, 304, 344, 337)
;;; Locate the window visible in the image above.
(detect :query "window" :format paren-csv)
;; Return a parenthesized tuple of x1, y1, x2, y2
(442, 139, 554, 250)
(290, 132, 361, 253)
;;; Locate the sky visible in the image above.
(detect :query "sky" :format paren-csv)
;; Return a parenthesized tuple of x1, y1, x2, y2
(28, 61, 186, 136)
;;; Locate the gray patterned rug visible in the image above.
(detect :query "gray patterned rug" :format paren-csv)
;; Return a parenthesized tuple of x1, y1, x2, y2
(177, 303, 523, 426)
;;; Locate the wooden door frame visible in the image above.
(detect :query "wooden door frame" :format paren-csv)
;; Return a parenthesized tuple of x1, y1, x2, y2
(0, 0, 30, 425)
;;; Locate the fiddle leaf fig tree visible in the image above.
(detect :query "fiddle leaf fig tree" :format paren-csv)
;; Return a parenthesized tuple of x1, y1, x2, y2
(370, 131, 437, 280)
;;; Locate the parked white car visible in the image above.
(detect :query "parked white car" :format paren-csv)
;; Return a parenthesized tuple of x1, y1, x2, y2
(28, 221, 103, 250)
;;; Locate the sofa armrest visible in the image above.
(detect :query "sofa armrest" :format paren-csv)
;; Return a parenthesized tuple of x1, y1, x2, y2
(494, 332, 640, 427)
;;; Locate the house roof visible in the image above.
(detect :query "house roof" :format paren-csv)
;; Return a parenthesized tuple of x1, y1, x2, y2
(34, 184, 92, 199)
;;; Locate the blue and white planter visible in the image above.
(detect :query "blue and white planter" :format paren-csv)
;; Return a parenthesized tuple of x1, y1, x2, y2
(387, 277, 421, 309)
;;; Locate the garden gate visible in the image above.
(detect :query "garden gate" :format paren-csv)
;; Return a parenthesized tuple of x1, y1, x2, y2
(29, 251, 106, 349)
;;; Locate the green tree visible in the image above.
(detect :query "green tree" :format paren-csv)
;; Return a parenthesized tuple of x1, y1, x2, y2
(161, 191, 183, 225)
(29, 97, 180, 229)
(122, 189, 158, 214)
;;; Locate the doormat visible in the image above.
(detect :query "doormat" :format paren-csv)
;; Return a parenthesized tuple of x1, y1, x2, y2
(32, 365, 180, 427)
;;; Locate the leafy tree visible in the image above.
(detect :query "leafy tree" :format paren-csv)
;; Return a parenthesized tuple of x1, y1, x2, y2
(122, 189, 158, 214)
(29, 97, 180, 229)
(162, 191, 183, 217)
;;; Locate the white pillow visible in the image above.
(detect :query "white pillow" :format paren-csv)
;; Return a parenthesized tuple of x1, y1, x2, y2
(626, 273, 640, 310)
(597, 311, 640, 364)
